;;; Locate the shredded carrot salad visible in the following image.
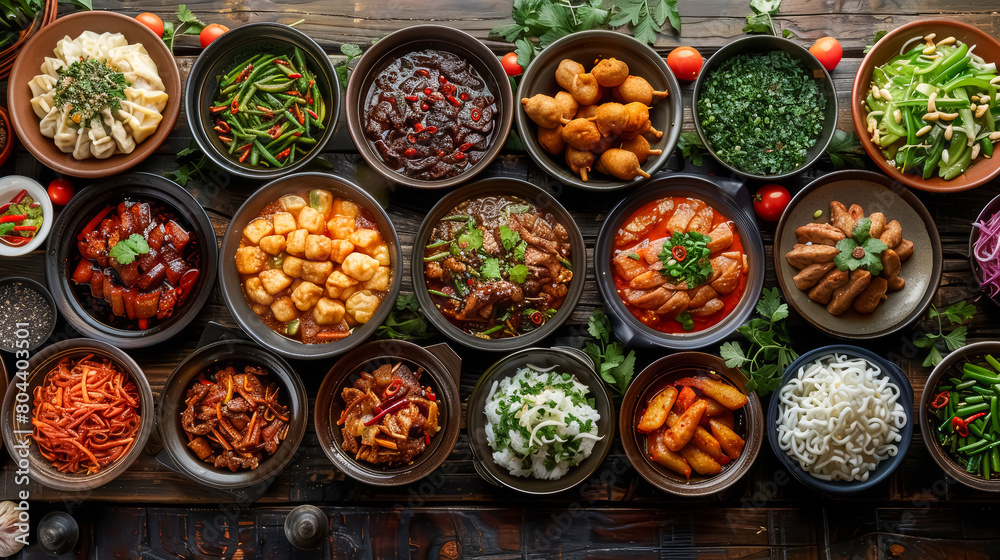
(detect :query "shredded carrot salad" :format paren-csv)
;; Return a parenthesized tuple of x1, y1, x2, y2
(31, 355, 142, 474)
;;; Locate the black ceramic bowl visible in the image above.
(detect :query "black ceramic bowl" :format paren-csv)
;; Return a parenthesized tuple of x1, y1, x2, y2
(411, 177, 586, 352)
(619, 352, 763, 497)
(219, 172, 401, 360)
(692, 35, 838, 180)
(314, 340, 461, 486)
(466, 347, 615, 494)
(345, 24, 513, 189)
(594, 173, 765, 350)
(970, 192, 1000, 308)
(45, 173, 218, 348)
(157, 339, 307, 490)
(767, 345, 914, 494)
(185, 23, 340, 180)
(0, 276, 56, 352)
(1, 338, 154, 491)
(515, 30, 682, 191)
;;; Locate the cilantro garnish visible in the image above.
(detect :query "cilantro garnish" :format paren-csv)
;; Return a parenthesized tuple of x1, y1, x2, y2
(499, 224, 520, 251)
(833, 218, 888, 276)
(509, 264, 530, 283)
(583, 307, 635, 395)
(658, 231, 713, 287)
(719, 288, 798, 395)
(376, 293, 435, 341)
(54, 59, 130, 125)
(913, 301, 977, 367)
(108, 233, 150, 265)
(481, 258, 502, 279)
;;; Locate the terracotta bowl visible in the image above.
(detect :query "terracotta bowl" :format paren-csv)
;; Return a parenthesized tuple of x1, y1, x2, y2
(620, 352, 762, 496)
(515, 30, 682, 191)
(772, 170, 942, 339)
(920, 341, 1000, 492)
(851, 19, 1000, 192)
(7, 11, 181, 178)
(0, 338, 154, 491)
(345, 24, 513, 189)
(314, 340, 461, 486)
(157, 340, 308, 490)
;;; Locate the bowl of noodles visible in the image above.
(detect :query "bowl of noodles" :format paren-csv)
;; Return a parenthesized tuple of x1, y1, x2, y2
(766, 345, 913, 494)
(0, 338, 154, 491)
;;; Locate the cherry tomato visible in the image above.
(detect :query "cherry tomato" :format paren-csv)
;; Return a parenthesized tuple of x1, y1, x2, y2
(47, 178, 74, 206)
(809, 36, 842, 71)
(501, 52, 522, 77)
(199, 23, 230, 49)
(135, 13, 164, 37)
(666, 46, 703, 81)
(752, 184, 791, 222)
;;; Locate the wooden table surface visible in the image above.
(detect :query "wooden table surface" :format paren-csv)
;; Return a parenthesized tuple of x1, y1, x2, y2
(2, 0, 1000, 557)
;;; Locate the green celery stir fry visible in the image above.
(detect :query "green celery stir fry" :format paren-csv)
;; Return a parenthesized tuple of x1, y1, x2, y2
(865, 33, 1000, 180)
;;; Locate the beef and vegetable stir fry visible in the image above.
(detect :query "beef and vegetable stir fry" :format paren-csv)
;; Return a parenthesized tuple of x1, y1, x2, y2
(422, 195, 573, 339)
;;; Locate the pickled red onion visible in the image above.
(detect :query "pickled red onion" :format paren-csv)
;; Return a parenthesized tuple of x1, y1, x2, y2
(973, 210, 1000, 297)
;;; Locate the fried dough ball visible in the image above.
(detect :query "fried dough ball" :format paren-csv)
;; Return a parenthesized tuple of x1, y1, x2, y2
(615, 75, 669, 105)
(599, 148, 651, 180)
(538, 125, 566, 155)
(561, 118, 601, 151)
(620, 135, 663, 164)
(553, 91, 579, 121)
(565, 147, 594, 182)
(589, 103, 628, 137)
(521, 94, 564, 129)
(569, 73, 602, 105)
(555, 58, 586, 90)
(592, 57, 629, 87)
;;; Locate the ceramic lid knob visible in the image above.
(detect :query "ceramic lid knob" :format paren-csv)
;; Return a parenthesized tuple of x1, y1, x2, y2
(284, 505, 327, 550)
(38, 511, 78, 556)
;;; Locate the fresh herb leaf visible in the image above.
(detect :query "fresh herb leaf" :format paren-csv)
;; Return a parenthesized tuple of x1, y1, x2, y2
(109, 233, 150, 265)
(335, 42, 366, 89)
(658, 231, 714, 287)
(54, 59, 129, 124)
(826, 129, 866, 169)
(162, 4, 207, 53)
(457, 225, 484, 252)
(834, 219, 887, 275)
(481, 258, 502, 279)
(914, 302, 977, 366)
(499, 224, 520, 251)
(167, 141, 221, 187)
(509, 264, 530, 283)
(585, 307, 636, 395)
(750, 0, 781, 14)
(677, 131, 705, 167)
(675, 311, 694, 331)
(719, 287, 798, 396)
(864, 30, 888, 54)
(377, 293, 434, 340)
(743, 0, 780, 35)
(513, 240, 527, 263)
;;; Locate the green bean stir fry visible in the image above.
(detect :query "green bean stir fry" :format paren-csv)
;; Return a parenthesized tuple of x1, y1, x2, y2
(865, 32, 1000, 180)
(210, 49, 326, 168)
(928, 354, 1000, 479)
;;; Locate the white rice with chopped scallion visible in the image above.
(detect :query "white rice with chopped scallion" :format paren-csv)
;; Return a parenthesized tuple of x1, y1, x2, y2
(484, 365, 603, 480)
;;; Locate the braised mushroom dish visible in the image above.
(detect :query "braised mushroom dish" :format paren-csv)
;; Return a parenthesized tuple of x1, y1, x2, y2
(612, 196, 748, 333)
(235, 189, 392, 344)
(71, 199, 201, 330)
(785, 201, 912, 316)
(422, 194, 573, 339)
(337, 362, 441, 467)
(181, 364, 290, 472)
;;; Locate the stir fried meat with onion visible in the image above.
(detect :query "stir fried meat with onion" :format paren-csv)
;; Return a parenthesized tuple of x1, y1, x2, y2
(423, 195, 573, 338)
(182, 365, 290, 472)
(337, 362, 440, 466)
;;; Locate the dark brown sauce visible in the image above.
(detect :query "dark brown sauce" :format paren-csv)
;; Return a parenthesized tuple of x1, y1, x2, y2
(363, 48, 497, 181)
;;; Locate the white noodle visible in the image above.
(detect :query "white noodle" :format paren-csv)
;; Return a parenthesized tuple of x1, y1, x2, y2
(776, 353, 906, 482)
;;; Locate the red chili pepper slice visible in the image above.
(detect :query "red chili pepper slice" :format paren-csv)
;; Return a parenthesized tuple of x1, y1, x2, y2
(0, 235, 31, 247)
(137, 318, 148, 330)
(405, 95, 419, 102)
(458, 142, 472, 152)
(404, 148, 418, 157)
(230, 97, 239, 114)
(292, 104, 305, 125)
(421, 103, 429, 111)
(306, 108, 319, 120)
(238, 146, 251, 163)
(446, 94, 461, 107)
(276, 148, 291, 160)
(424, 126, 438, 134)
(10, 190, 27, 205)
(210, 105, 228, 113)
(268, 124, 282, 139)
(218, 135, 233, 144)
(216, 120, 231, 133)
(930, 391, 950, 410)
(197, 373, 212, 386)
(274, 59, 291, 66)
(423, 87, 434, 95)
(672, 245, 687, 261)
(77, 205, 112, 240)
(12, 225, 37, 232)
(530, 311, 544, 325)
(470, 108, 481, 121)
(0, 214, 27, 224)
(459, 92, 468, 100)
(287, 73, 302, 79)
(953, 416, 969, 438)
(414, 123, 424, 132)
(454, 152, 466, 160)
(965, 412, 988, 425)
(425, 433, 431, 445)
(438, 74, 447, 84)
(407, 134, 416, 144)
(417, 68, 430, 77)
(364, 399, 411, 426)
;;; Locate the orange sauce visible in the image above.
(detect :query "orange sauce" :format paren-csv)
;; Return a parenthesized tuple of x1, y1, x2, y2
(612, 196, 748, 334)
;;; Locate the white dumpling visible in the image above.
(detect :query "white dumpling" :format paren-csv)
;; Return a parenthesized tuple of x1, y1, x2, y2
(53, 36, 84, 63)
(53, 108, 79, 153)
(30, 89, 57, 120)
(72, 128, 94, 160)
(111, 44, 164, 91)
(28, 74, 57, 98)
(86, 117, 116, 159)
(101, 107, 135, 154)
(125, 87, 168, 112)
(120, 101, 163, 144)
(38, 107, 61, 138)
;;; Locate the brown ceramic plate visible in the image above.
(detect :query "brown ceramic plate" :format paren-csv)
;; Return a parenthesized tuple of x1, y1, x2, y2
(345, 24, 513, 189)
(0, 338, 154, 491)
(314, 340, 461, 486)
(921, 341, 1000, 492)
(620, 352, 762, 497)
(774, 170, 942, 339)
(8, 11, 181, 178)
(515, 30, 682, 190)
(851, 19, 1000, 192)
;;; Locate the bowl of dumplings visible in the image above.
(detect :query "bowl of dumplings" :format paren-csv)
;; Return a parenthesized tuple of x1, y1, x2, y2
(7, 11, 181, 178)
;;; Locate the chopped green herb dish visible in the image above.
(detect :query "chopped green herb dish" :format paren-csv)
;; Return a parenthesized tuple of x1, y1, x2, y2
(697, 50, 827, 175)
(484, 365, 603, 480)
(864, 33, 1000, 180)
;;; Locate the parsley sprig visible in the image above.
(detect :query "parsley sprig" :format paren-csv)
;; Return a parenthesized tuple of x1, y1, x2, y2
(914, 301, 977, 367)
(376, 294, 435, 341)
(162, 5, 206, 53)
(167, 142, 222, 187)
(834, 218, 888, 276)
(677, 131, 706, 167)
(719, 288, 798, 395)
(826, 129, 866, 169)
(584, 307, 636, 395)
(109, 234, 150, 265)
(335, 43, 365, 89)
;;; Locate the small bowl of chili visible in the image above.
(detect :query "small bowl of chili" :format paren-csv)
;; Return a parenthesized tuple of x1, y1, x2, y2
(412, 177, 585, 352)
(345, 24, 513, 189)
(0, 338, 154, 491)
(157, 339, 308, 490)
(921, 341, 1000, 492)
(314, 339, 461, 486)
(0, 175, 52, 258)
(185, 22, 340, 180)
(44, 172, 217, 348)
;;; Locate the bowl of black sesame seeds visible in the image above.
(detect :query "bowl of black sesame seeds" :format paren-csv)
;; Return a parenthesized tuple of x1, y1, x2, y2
(0, 276, 56, 352)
